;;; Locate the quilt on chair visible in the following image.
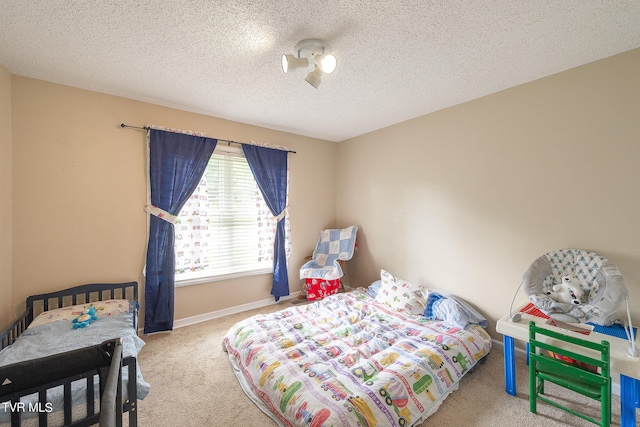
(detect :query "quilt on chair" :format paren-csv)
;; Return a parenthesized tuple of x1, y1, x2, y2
(299, 226, 358, 282)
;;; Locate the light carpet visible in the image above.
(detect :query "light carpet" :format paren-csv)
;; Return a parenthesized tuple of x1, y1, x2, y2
(137, 299, 628, 426)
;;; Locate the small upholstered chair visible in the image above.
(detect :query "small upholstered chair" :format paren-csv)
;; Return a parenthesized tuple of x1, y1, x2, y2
(299, 226, 357, 300)
(529, 321, 611, 427)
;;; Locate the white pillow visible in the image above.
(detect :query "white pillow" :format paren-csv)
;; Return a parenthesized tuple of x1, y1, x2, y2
(375, 269, 427, 315)
(29, 299, 132, 328)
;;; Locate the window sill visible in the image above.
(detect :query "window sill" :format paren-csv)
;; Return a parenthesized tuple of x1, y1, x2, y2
(175, 267, 273, 287)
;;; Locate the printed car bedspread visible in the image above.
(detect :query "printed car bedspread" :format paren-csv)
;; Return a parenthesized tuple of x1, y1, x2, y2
(223, 289, 491, 427)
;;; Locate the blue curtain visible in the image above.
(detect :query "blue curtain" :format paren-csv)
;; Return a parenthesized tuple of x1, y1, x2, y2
(145, 129, 217, 333)
(242, 145, 289, 301)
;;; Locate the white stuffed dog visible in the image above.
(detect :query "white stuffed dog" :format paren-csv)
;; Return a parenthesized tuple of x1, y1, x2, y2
(546, 276, 584, 306)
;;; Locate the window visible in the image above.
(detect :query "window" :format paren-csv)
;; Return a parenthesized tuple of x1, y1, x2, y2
(174, 144, 290, 285)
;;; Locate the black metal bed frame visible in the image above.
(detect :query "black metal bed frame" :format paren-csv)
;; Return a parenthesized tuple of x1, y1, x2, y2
(0, 282, 139, 427)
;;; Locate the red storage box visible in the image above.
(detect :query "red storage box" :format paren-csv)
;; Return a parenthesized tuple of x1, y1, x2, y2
(304, 278, 340, 300)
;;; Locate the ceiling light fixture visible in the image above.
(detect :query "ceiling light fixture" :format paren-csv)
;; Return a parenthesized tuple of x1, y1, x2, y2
(282, 38, 336, 88)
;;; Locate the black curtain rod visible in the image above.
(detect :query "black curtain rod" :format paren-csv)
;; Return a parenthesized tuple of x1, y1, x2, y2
(120, 123, 296, 154)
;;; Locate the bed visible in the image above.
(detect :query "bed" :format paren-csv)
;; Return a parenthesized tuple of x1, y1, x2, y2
(0, 282, 150, 427)
(223, 269, 492, 427)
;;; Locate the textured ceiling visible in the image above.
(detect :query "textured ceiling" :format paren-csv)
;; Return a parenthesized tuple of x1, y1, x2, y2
(1, 1, 640, 142)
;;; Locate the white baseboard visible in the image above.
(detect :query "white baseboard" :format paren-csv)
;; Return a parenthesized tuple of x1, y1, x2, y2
(491, 338, 621, 396)
(173, 291, 300, 330)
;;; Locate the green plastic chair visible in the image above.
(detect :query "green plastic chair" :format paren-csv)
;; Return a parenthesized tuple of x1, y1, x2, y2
(529, 321, 611, 426)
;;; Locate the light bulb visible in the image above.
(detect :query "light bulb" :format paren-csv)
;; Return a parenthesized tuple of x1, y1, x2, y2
(281, 54, 290, 73)
(316, 53, 337, 74)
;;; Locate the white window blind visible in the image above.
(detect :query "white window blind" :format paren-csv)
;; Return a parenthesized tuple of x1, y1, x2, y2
(174, 145, 290, 285)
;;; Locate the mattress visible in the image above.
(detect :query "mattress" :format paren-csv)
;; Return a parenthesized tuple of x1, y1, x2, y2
(223, 289, 491, 427)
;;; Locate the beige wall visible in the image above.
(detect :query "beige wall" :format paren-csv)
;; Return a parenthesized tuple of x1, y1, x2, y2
(0, 64, 11, 326)
(337, 48, 640, 338)
(9, 77, 337, 322)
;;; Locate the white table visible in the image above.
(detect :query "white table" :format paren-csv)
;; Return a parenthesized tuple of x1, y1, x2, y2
(496, 303, 640, 427)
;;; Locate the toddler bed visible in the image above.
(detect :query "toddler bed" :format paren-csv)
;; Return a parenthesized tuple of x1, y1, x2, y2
(223, 270, 491, 427)
(0, 282, 150, 427)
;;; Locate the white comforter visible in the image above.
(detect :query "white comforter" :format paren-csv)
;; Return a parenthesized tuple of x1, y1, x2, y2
(223, 289, 491, 427)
